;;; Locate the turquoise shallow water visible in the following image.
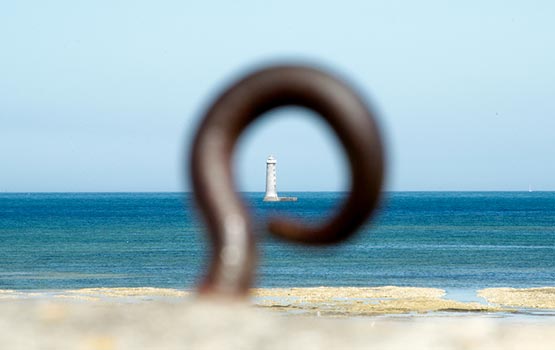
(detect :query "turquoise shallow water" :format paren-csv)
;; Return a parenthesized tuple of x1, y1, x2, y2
(0, 192, 554, 290)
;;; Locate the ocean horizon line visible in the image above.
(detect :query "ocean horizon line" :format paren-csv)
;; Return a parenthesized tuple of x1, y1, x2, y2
(1, 190, 554, 194)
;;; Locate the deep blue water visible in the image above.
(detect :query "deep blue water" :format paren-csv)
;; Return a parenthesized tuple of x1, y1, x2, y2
(0, 192, 554, 290)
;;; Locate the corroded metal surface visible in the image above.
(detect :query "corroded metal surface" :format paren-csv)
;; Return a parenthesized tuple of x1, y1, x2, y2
(190, 65, 385, 296)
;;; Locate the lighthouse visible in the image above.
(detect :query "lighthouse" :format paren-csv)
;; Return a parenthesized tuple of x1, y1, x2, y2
(263, 155, 279, 201)
(263, 155, 297, 202)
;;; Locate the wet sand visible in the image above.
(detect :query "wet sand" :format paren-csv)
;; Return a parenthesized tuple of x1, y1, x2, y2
(0, 287, 189, 302)
(252, 286, 506, 316)
(4, 286, 555, 315)
(478, 287, 555, 309)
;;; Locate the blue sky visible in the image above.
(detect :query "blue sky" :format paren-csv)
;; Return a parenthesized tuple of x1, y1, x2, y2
(1, 1, 554, 192)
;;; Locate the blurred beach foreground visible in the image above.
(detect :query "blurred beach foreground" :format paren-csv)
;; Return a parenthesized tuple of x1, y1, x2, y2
(1, 286, 554, 349)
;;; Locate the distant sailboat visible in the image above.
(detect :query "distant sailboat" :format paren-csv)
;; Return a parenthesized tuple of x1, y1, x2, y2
(528, 184, 533, 193)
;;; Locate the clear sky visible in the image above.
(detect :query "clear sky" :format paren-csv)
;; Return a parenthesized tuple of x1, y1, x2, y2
(1, 1, 554, 192)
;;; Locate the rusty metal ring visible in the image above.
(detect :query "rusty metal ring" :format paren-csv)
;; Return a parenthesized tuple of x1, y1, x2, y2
(191, 65, 385, 296)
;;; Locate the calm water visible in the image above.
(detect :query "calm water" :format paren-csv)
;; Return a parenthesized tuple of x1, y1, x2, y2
(0, 192, 554, 290)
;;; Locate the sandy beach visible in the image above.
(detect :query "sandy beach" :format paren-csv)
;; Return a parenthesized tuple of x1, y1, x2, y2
(1, 286, 554, 349)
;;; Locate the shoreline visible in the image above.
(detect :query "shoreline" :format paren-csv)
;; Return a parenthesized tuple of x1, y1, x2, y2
(1, 286, 554, 319)
(1, 286, 554, 349)
(1, 299, 554, 349)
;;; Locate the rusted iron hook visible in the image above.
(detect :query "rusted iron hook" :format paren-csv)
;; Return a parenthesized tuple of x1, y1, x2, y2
(191, 65, 385, 296)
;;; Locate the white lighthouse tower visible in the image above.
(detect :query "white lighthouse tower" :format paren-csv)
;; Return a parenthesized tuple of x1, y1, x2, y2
(263, 155, 297, 202)
(263, 155, 279, 201)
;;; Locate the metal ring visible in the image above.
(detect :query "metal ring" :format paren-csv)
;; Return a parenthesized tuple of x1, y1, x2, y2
(190, 65, 385, 296)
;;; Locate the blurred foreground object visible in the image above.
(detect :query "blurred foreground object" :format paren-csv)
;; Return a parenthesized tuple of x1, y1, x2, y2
(190, 65, 384, 296)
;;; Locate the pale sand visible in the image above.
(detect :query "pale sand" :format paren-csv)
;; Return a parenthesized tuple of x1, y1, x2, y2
(0, 300, 554, 350)
(478, 287, 555, 309)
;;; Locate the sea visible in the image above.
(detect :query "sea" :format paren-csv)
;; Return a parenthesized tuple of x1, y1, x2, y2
(0, 192, 554, 293)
